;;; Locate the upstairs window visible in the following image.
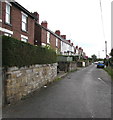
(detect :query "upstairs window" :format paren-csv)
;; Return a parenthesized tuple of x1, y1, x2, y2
(6, 2, 11, 24)
(22, 12, 28, 31)
(56, 38, 58, 47)
(47, 32, 50, 44)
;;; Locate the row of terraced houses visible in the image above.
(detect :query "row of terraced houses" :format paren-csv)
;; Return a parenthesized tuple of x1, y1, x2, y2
(0, 0, 87, 58)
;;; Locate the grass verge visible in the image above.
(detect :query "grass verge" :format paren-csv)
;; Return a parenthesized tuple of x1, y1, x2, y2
(104, 66, 113, 80)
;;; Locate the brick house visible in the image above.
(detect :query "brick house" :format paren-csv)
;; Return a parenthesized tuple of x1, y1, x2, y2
(0, 1, 38, 44)
(34, 21, 76, 55)
(34, 21, 61, 53)
(0, 1, 79, 56)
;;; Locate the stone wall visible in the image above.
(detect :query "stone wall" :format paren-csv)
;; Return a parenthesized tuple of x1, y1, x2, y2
(68, 62, 77, 71)
(58, 62, 77, 72)
(3, 63, 57, 104)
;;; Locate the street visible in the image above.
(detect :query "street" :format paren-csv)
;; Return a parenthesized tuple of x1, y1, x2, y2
(3, 64, 111, 118)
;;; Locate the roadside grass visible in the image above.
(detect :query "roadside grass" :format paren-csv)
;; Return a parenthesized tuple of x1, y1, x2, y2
(69, 69, 78, 73)
(104, 66, 113, 80)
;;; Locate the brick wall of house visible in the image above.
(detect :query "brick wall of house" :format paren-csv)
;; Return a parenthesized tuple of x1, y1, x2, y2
(41, 28, 47, 45)
(2, 2, 35, 44)
(0, 1, 2, 20)
(58, 38, 61, 51)
(50, 33, 56, 49)
(34, 23, 41, 46)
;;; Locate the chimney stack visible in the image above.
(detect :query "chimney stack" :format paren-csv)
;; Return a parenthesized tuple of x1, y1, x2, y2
(55, 30, 60, 36)
(41, 21, 48, 28)
(76, 46, 78, 49)
(71, 43, 73, 46)
(67, 40, 71, 43)
(79, 47, 82, 50)
(61, 35, 66, 39)
(32, 12, 39, 23)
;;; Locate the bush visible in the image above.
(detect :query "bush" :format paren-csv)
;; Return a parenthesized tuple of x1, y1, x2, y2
(2, 36, 57, 67)
(104, 67, 113, 80)
(57, 55, 79, 62)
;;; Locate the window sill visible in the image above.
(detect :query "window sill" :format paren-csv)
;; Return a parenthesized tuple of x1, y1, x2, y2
(5, 22, 12, 27)
(21, 29, 28, 33)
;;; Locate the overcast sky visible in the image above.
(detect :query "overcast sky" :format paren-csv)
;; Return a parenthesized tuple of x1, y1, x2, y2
(16, 0, 111, 58)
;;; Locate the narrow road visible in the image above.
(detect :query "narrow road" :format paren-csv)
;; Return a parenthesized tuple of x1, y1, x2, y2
(3, 64, 111, 118)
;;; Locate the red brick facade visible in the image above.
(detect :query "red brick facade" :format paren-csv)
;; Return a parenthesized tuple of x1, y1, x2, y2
(34, 22, 61, 52)
(41, 29, 47, 45)
(50, 33, 56, 49)
(0, 1, 80, 55)
(1, 2, 35, 44)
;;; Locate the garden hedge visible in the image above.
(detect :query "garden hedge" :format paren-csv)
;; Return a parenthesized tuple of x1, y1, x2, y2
(2, 36, 57, 67)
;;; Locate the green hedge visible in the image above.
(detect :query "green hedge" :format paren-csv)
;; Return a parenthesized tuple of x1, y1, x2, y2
(104, 67, 113, 80)
(2, 36, 57, 67)
(57, 55, 79, 62)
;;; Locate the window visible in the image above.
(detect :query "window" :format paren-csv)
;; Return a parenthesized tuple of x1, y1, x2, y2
(21, 37, 28, 42)
(4, 33, 11, 37)
(21, 35, 28, 42)
(6, 3, 11, 24)
(47, 32, 50, 44)
(22, 12, 28, 31)
(56, 38, 58, 47)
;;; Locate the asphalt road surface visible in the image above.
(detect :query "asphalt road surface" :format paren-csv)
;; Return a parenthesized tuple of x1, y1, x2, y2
(3, 64, 111, 118)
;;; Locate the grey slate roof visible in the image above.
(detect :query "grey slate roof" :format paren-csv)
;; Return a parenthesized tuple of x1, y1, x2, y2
(36, 23, 73, 46)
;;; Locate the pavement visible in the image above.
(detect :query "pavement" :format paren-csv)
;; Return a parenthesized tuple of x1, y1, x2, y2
(2, 64, 112, 118)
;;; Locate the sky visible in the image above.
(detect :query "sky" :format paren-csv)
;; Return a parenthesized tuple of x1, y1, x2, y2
(16, 0, 111, 58)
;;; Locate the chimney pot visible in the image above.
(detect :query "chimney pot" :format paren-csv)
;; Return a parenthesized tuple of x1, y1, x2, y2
(32, 12, 39, 23)
(76, 46, 78, 49)
(41, 21, 48, 28)
(67, 40, 71, 43)
(61, 35, 66, 39)
(55, 30, 60, 36)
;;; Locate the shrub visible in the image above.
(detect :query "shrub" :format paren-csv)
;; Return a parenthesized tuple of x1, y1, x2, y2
(2, 36, 57, 67)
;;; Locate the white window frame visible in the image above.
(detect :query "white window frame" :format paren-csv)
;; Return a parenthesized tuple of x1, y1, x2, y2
(21, 12, 28, 32)
(5, 2, 11, 24)
(21, 35, 28, 43)
(4, 33, 11, 37)
(0, 27, 13, 35)
(47, 32, 50, 44)
(56, 38, 58, 47)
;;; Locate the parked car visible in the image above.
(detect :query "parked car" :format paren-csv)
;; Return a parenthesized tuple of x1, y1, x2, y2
(97, 61, 105, 68)
(94, 61, 98, 64)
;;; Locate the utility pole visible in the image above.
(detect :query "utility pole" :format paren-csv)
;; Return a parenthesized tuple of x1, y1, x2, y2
(98, 51, 100, 59)
(105, 41, 107, 58)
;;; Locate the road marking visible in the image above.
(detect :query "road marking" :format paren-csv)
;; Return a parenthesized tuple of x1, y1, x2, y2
(98, 78, 107, 85)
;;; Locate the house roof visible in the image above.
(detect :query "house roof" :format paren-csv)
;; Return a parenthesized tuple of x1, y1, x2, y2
(11, 1, 74, 48)
(35, 23, 73, 47)
(11, 2, 38, 21)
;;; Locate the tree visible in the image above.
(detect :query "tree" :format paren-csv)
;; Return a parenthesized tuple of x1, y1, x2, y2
(91, 54, 97, 62)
